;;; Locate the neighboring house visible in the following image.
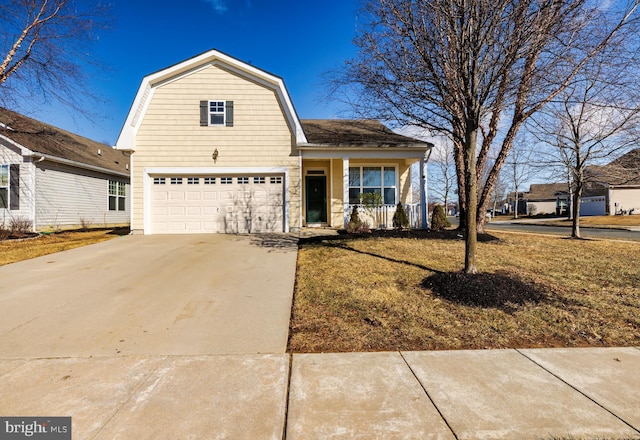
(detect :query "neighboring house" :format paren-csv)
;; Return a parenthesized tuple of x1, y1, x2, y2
(509, 148, 640, 217)
(508, 183, 570, 216)
(588, 148, 640, 215)
(115, 49, 432, 235)
(508, 182, 609, 217)
(0, 108, 131, 231)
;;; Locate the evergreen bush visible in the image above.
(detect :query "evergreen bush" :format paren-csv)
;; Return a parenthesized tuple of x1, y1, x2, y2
(431, 205, 451, 231)
(392, 202, 410, 229)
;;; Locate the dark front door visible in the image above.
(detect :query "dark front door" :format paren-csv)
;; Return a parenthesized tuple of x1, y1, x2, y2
(305, 176, 327, 223)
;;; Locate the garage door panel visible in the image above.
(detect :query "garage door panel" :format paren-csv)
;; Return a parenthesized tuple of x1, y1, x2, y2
(169, 206, 186, 215)
(169, 192, 185, 201)
(202, 191, 218, 201)
(151, 174, 284, 234)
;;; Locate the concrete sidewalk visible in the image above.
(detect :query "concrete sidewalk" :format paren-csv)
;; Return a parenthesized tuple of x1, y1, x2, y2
(1, 347, 639, 439)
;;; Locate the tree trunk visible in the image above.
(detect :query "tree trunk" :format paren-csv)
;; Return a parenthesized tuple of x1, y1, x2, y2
(572, 183, 582, 238)
(464, 125, 479, 274)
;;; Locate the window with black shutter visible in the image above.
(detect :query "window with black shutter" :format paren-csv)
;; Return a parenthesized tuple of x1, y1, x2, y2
(200, 100, 234, 127)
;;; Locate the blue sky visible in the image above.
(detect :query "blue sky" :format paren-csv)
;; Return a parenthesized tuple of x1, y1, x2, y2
(37, 0, 361, 144)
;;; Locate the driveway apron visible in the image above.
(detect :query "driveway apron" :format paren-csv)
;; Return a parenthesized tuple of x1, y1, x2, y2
(0, 233, 298, 357)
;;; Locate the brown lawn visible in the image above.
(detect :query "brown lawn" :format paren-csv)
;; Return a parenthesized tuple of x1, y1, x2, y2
(288, 231, 640, 352)
(0, 228, 128, 266)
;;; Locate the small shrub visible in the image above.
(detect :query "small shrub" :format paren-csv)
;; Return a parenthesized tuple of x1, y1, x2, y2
(0, 226, 10, 241)
(392, 202, 410, 229)
(79, 216, 93, 231)
(430, 205, 451, 231)
(9, 217, 33, 234)
(346, 206, 371, 234)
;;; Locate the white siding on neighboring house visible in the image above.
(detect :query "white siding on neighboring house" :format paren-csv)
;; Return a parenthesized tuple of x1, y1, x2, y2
(35, 162, 129, 230)
(0, 143, 34, 228)
(527, 200, 556, 215)
(609, 187, 640, 215)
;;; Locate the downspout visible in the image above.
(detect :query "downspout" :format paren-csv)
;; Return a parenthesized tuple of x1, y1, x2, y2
(31, 155, 46, 232)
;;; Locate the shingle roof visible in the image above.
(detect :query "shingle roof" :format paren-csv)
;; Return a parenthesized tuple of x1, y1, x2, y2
(0, 108, 129, 175)
(300, 119, 432, 148)
(588, 148, 640, 186)
(524, 183, 570, 200)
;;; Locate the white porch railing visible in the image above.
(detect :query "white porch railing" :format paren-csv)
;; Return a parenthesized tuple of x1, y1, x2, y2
(347, 203, 424, 229)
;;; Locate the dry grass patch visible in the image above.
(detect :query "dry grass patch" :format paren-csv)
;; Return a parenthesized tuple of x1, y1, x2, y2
(0, 228, 127, 266)
(288, 232, 640, 352)
(537, 215, 640, 228)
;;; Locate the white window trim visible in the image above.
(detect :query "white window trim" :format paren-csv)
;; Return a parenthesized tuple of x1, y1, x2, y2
(208, 100, 226, 126)
(108, 180, 126, 211)
(0, 164, 8, 209)
(348, 164, 398, 206)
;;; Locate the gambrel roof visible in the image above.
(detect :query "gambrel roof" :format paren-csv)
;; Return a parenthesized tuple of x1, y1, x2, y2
(115, 48, 307, 150)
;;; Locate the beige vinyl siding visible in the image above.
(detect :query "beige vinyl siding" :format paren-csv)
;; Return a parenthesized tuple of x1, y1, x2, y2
(131, 64, 300, 231)
(35, 162, 129, 230)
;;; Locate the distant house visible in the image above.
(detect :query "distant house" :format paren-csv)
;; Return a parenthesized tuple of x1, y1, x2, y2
(587, 148, 640, 215)
(0, 108, 131, 231)
(508, 182, 606, 216)
(508, 149, 640, 217)
(114, 49, 432, 234)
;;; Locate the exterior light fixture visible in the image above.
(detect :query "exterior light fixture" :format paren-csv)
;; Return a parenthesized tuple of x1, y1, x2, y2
(212, 148, 219, 163)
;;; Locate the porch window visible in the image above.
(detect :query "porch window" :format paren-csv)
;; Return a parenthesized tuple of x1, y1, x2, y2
(348, 166, 396, 205)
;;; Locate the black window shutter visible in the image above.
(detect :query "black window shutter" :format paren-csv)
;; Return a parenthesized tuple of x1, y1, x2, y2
(9, 164, 19, 210)
(200, 100, 208, 126)
(225, 101, 234, 127)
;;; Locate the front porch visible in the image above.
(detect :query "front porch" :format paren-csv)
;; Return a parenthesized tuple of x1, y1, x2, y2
(301, 156, 429, 230)
(298, 119, 433, 231)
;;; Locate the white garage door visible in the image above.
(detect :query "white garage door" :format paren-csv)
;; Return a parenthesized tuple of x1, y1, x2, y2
(151, 175, 284, 234)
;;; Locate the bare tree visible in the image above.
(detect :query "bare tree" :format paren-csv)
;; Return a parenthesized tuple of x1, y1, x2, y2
(428, 138, 456, 215)
(527, 47, 640, 238)
(333, 0, 639, 273)
(0, 0, 110, 114)
(506, 139, 540, 219)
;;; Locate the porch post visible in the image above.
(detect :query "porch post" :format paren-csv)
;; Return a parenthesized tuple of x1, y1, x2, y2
(420, 153, 428, 229)
(343, 157, 350, 228)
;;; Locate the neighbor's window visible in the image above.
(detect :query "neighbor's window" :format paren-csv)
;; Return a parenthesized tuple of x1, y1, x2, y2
(0, 165, 7, 209)
(348, 166, 396, 205)
(109, 180, 126, 211)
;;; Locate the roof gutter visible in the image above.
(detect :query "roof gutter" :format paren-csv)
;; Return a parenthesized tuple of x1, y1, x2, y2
(29, 153, 130, 178)
(298, 143, 433, 150)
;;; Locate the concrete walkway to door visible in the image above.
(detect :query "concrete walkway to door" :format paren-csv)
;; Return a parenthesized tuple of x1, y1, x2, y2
(0, 233, 298, 358)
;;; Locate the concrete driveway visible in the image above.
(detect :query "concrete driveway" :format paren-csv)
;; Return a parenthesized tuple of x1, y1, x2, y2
(0, 233, 298, 357)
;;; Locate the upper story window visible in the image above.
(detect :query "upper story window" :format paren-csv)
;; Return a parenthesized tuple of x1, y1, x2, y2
(209, 101, 225, 125)
(200, 100, 234, 127)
